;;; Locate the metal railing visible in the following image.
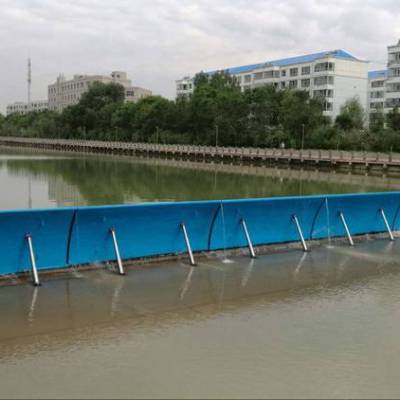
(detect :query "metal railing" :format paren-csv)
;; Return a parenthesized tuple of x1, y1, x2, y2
(1, 136, 400, 166)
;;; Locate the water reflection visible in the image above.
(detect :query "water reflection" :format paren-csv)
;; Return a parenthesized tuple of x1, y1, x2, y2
(1, 146, 399, 210)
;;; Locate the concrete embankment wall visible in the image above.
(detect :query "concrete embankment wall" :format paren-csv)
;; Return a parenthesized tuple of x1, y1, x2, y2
(0, 192, 399, 276)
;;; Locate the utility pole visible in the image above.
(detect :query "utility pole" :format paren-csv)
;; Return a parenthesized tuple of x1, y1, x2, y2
(27, 57, 32, 105)
(301, 123, 305, 150)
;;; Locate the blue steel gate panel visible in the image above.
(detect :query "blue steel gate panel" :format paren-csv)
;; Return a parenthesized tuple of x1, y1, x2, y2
(67, 201, 220, 266)
(0, 208, 75, 275)
(0, 192, 399, 276)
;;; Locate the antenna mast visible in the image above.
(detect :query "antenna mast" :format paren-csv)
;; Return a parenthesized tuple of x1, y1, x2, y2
(27, 58, 32, 105)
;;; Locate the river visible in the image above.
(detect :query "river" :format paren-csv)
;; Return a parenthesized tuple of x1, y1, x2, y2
(1, 146, 400, 398)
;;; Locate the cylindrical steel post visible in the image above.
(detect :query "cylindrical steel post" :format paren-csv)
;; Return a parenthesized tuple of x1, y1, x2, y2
(380, 209, 395, 241)
(339, 212, 354, 246)
(180, 223, 196, 266)
(241, 219, 256, 258)
(110, 228, 125, 275)
(292, 215, 308, 252)
(26, 234, 40, 286)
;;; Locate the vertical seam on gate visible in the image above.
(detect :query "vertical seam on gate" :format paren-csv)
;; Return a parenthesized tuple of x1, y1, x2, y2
(309, 199, 325, 240)
(207, 203, 222, 250)
(66, 209, 77, 265)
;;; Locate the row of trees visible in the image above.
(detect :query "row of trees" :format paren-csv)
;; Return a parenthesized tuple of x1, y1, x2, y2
(1, 72, 400, 151)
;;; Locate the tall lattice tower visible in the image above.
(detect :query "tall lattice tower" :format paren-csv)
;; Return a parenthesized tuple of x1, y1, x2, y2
(27, 57, 32, 105)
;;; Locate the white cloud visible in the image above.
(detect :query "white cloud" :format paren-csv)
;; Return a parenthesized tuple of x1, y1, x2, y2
(0, 0, 399, 112)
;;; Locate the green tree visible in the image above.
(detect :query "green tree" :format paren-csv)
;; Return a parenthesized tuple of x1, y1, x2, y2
(335, 98, 365, 131)
(190, 71, 246, 145)
(387, 107, 400, 131)
(280, 90, 326, 148)
(59, 82, 126, 139)
(243, 85, 284, 146)
(134, 96, 177, 142)
(369, 109, 385, 133)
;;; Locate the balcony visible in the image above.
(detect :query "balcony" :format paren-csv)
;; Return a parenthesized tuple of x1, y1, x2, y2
(388, 60, 400, 67)
(385, 91, 400, 99)
(386, 75, 400, 83)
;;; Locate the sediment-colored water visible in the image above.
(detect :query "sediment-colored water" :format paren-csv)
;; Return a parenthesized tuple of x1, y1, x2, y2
(1, 146, 400, 398)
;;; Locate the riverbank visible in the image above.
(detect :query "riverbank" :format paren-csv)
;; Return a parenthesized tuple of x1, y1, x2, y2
(2, 136, 400, 172)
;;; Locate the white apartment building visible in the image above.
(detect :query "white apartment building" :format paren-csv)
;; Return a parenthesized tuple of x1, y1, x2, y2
(368, 70, 387, 112)
(368, 39, 400, 115)
(386, 40, 400, 110)
(6, 100, 49, 116)
(176, 49, 369, 120)
(48, 71, 152, 112)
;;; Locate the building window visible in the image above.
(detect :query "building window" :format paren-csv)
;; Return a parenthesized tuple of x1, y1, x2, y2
(389, 68, 400, 77)
(289, 80, 298, 88)
(387, 83, 400, 92)
(314, 76, 334, 86)
(290, 68, 298, 77)
(244, 75, 251, 83)
(253, 72, 263, 80)
(301, 66, 311, 75)
(386, 98, 400, 108)
(281, 70, 286, 77)
(389, 52, 400, 64)
(263, 70, 274, 79)
(370, 102, 384, 109)
(314, 89, 333, 98)
(301, 79, 310, 88)
(371, 80, 384, 88)
(315, 62, 335, 72)
(281, 81, 286, 88)
(370, 91, 384, 98)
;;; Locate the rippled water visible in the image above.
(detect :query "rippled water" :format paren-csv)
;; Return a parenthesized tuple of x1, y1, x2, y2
(1, 146, 400, 398)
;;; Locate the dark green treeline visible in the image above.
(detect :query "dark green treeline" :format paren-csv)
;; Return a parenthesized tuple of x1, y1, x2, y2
(1, 72, 400, 151)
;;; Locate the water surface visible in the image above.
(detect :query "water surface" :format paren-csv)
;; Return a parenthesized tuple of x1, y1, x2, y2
(0, 146, 398, 209)
(1, 240, 400, 398)
(1, 146, 400, 398)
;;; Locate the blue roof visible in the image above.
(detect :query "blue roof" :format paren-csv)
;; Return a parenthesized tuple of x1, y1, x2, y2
(206, 49, 361, 75)
(368, 69, 387, 79)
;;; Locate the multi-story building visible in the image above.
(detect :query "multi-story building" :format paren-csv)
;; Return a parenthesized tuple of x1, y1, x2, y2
(6, 100, 48, 116)
(176, 76, 194, 97)
(48, 71, 152, 112)
(386, 40, 400, 111)
(368, 70, 387, 112)
(176, 49, 369, 120)
(368, 39, 400, 115)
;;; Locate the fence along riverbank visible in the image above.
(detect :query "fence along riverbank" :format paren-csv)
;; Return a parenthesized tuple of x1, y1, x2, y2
(2, 136, 400, 170)
(0, 192, 399, 285)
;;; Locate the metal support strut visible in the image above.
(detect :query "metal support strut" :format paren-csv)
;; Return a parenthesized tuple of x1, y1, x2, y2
(26, 234, 40, 286)
(292, 215, 308, 252)
(339, 212, 354, 246)
(180, 223, 196, 266)
(240, 219, 256, 258)
(110, 228, 125, 275)
(380, 209, 395, 241)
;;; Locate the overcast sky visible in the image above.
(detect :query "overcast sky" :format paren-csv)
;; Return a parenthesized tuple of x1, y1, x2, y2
(0, 0, 399, 113)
